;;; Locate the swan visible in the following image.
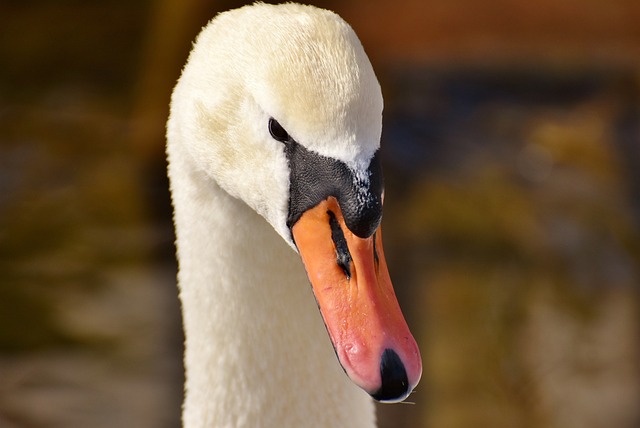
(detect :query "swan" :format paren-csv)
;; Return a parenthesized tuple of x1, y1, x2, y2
(166, 3, 421, 427)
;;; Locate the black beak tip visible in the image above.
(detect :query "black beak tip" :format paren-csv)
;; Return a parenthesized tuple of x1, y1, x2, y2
(370, 348, 410, 403)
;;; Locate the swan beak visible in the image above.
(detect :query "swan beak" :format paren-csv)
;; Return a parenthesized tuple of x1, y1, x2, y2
(291, 197, 422, 402)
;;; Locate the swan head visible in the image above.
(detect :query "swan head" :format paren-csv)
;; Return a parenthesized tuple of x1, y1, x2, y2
(168, 3, 421, 402)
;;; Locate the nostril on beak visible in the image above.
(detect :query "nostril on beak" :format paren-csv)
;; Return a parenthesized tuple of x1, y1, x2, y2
(327, 210, 352, 279)
(371, 348, 410, 403)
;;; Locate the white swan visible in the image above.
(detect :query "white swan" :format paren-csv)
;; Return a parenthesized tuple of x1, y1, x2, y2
(167, 4, 421, 427)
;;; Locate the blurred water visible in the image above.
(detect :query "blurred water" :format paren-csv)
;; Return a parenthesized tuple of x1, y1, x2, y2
(0, 84, 183, 427)
(380, 66, 640, 428)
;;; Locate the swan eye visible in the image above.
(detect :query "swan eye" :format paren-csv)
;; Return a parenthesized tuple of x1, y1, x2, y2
(269, 118, 290, 143)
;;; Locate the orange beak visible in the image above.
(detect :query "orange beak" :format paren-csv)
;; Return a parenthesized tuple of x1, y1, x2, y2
(292, 197, 422, 402)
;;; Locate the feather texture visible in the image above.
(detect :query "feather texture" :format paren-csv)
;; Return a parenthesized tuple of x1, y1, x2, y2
(167, 3, 386, 427)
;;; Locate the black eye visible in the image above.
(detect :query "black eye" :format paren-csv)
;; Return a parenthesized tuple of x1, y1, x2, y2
(269, 118, 290, 143)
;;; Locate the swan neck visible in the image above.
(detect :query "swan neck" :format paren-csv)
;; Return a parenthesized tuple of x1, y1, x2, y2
(168, 141, 375, 427)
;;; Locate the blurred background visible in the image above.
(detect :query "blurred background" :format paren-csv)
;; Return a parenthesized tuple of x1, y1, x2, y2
(1, 0, 639, 427)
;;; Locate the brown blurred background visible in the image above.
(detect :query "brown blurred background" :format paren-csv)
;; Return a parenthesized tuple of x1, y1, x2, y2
(1, 1, 639, 427)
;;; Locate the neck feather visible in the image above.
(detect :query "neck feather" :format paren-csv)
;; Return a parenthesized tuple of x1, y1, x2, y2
(168, 140, 375, 428)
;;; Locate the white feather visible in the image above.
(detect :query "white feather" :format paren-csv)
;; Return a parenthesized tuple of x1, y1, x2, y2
(167, 3, 383, 427)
